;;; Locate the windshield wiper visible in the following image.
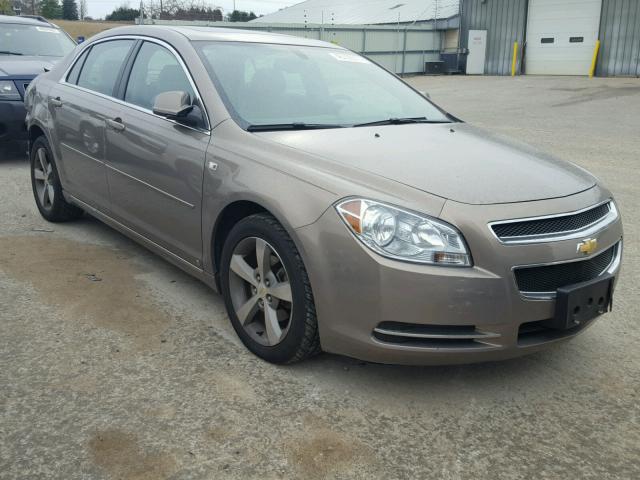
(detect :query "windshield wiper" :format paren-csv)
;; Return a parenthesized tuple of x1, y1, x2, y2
(0, 51, 23, 56)
(247, 122, 345, 132)
(353, 117, 452, 127)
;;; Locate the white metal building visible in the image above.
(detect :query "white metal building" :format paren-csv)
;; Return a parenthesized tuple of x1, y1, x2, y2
(153, 0, 638, 77)
(244, 0, 462, 74)
(461, 0, 640, 76)
(252, 0, 461, 25)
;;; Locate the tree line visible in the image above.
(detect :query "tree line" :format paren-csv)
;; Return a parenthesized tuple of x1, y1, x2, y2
(0, 0, 258, 22)
(107, 2, 258, 22)
(1, 0, 87, 19)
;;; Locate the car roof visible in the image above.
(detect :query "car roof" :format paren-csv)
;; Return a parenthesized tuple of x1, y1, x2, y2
(98, 25, 346, 50)
(0, 14, 58, 27)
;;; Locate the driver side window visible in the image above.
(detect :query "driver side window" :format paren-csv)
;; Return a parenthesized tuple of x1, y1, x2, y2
(125, 41, 195, 112)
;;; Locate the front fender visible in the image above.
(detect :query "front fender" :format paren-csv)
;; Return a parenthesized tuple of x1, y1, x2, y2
(201, 138, 337, 276)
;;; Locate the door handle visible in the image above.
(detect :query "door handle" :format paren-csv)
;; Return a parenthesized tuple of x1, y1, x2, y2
(50, 97, 63, 108)
(106, 117, 126, 132)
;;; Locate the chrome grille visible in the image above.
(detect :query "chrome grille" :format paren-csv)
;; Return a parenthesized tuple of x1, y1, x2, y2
(490, 201, 616, 244)
(514, 244, 617, 294)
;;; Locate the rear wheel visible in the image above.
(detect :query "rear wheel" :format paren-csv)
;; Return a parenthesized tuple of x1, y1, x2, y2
(220, 213, 321, 364)
(30, 136, 83, 222)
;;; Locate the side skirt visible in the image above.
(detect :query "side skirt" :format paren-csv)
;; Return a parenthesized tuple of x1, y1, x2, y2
(66, 193, 219, 293)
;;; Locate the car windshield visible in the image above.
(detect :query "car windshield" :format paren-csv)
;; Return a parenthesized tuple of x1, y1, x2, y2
(194, 41, 451, 128)
(0, 23, 75, 57)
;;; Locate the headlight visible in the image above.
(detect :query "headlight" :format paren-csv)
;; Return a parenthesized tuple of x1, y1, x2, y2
(336, 198, 472, 266)
(0, 81, 21, 101)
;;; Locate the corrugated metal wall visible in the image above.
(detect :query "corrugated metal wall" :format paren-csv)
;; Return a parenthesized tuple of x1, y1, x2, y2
(150, 20, 444, 75)
(598, 0, 640, 76)
(460, 0, 528, 75)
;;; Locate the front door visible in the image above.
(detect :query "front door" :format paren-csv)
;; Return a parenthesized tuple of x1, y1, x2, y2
(105, 40, 210, 266)
(466, 30, 487, 74)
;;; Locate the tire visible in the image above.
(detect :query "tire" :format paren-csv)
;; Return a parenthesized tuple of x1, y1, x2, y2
(30, 135, 83, 222)
(220, 213, 321, 364)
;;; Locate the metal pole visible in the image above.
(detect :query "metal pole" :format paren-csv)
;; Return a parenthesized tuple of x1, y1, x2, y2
(401, 28, 408, 76)
(331, 11, 335, 43)
(362, 28, 367, 54)
(434, 0, 437, 33)
(589, 40, 601, 78)
(303, 9, 308, 37)
(456, 0, 462, 73)
(139, 1, 144, 25)
(396, 12, 401, 73)
(435, 0, 439, 49)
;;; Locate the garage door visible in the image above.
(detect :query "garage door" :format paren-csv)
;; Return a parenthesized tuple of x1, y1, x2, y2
(526, 0, 602, 75)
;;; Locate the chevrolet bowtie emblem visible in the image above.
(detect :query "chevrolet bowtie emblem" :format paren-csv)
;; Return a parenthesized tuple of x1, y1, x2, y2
(577, 238, 598, 256)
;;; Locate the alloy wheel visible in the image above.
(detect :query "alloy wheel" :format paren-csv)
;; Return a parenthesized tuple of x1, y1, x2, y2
(228, 237, 293, 346)
(33, 147, 55, 211)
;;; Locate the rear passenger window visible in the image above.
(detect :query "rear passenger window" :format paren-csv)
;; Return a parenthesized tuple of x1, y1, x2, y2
(66, 49, 89, 85)
(124, 42, 195, 111)
(77, 40, 134, 96)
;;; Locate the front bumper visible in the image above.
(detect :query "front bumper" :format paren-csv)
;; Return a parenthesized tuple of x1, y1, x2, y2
(0, 100, 27, 154)
(295, 186, 623, 365)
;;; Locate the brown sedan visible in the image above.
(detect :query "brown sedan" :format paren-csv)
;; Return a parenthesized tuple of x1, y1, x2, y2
(24, 26, 623, 364)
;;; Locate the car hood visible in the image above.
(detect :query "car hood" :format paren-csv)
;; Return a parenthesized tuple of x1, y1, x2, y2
(0, 56, 59, 77)
(256, 123, 596, 205)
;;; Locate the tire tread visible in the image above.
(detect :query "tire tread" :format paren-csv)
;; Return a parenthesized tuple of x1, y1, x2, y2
(250, 213, 321, 363)
(222, 213, 321, 363)
(31, 136, 83, 223)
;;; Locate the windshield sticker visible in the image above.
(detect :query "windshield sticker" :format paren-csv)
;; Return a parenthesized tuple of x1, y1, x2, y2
(329, 52, 369, 64)
(36, 27, 60, 34)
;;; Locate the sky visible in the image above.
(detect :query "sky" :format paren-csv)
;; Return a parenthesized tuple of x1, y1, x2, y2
(88, 0, 301, 20)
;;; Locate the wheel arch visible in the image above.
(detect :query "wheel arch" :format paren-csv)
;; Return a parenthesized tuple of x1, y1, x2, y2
(209, 197, 313, 288)
(27, 123, 47, 156)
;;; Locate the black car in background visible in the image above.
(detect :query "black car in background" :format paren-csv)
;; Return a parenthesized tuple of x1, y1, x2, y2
(0, 15, 75, 156)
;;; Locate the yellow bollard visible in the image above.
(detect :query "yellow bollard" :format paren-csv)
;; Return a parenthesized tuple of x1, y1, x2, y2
(589, 40, 601, 78)
(511, 41, 518, 76)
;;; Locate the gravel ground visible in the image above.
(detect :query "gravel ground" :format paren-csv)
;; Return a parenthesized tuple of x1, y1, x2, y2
(1, 76, 639, 479)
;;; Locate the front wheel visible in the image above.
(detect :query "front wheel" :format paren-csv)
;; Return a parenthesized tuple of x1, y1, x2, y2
(30, 135, 83, 222)
(220, 213, 321, 364)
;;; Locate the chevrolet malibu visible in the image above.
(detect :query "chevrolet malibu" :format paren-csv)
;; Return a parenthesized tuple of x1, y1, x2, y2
(24, 26, 623, 365)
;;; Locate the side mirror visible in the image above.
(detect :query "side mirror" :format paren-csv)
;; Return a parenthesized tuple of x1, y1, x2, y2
(419, 90, 431, 99)
(76, 36, 85, 44)
(153, 91, 193, 119)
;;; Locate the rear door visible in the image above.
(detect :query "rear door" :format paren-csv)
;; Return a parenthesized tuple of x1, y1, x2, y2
(104, 40, 210, 266)
(49, 39, 135, 210)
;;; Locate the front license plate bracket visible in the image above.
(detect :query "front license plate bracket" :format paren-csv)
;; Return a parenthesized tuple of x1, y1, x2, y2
(546, 275, 614, 330)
